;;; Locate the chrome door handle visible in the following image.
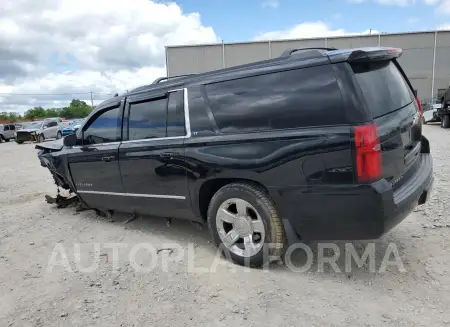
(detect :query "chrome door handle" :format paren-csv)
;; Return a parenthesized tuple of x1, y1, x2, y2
(101, 156, 115, 162)
(160, 152, 179, 158)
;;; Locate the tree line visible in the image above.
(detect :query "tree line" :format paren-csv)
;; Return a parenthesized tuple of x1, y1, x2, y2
(0, 100, 94, 122)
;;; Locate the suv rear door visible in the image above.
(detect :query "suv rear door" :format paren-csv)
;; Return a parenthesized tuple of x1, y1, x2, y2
(3, 124, 14, 139)
(118, 88, 194, 220)
(7, 124, 15, 139)
(351, 58, 422, 188)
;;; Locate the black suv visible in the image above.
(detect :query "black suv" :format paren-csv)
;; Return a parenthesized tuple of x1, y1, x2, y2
(37, 47, 433, 267)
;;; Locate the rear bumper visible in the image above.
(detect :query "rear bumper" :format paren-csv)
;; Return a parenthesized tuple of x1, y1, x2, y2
(271, 153, 433, 241)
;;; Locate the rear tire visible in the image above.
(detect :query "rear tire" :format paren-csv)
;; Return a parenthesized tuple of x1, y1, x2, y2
(441, 115, 450, 128)
(5, 138, 10, 142)
(207, 183, 285, 268)
(422, 117, 427, 125)
(0, 136, 3, 143)
(16, 140, 23, 144)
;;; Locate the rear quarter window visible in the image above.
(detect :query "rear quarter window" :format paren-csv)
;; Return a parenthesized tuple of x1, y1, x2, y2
(205, 65, 346, 134)
(352, 60, 414, 118)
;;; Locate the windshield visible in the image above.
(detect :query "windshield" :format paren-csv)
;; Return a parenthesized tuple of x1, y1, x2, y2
(23, 121, 43, 129)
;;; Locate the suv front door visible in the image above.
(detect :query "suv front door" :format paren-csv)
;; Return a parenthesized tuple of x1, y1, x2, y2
(68, 103, 125, 211)
(118, 89, 194, 220)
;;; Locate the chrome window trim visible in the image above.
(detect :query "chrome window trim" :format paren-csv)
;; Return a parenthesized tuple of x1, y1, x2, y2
(72, 87, 191, 148)
(77, 190, 186, 200)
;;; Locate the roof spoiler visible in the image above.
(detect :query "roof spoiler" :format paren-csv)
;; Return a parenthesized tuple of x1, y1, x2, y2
(326, 47, 402, 63)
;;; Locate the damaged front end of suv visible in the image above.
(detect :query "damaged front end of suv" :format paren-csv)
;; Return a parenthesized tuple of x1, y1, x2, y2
(36, 139, 80, 208)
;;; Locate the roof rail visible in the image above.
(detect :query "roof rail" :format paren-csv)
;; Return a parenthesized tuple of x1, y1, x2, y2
(152, 74, 196, 84)
(280, 47, 337, 57)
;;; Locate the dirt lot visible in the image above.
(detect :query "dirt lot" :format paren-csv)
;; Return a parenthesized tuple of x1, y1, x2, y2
(1, 124, 450, 327)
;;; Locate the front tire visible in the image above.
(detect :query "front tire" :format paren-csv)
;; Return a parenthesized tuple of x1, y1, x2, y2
(56, 131, 62, 139)
(207, 183, 285, 267)
(441, 115, 450, 128)
(422, 117, 427, 125)
(38, 134, 45, 143)
(16, 140, 23, 144)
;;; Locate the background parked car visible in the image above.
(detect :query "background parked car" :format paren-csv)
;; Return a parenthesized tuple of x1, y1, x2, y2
(423, 102, 442, 124)
(15, 118, 62, 144)
(61, 119, 85, 137)
(0, 124, 16, 143)
(15, 121, 44, 144)
(41, 118, 63, 141)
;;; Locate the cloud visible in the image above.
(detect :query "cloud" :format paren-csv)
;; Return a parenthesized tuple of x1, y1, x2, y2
(437, 0, 450, 14)
(0, 0, 219, 113)
(262, 0, 280, 8)
(349, 0, 439, 5)
(254, 21, 379, 41)
(375, 0, 414, 5)
(407, 17, 420, 23)
(437, 23, 450, 29)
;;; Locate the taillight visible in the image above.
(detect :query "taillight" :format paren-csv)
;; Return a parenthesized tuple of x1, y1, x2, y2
(416, 97, 423, 118)
(354, 124, 382, 183)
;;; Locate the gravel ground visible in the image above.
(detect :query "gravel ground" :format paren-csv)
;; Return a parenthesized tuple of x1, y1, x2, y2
(0, 124, 449, 327)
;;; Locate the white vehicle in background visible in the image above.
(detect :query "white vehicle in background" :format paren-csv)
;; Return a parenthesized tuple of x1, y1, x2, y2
(0, 124, 16, 143)
(422, 103, 442, 124)
(38, 118, 63, 141)
(15, 118, 63, 144)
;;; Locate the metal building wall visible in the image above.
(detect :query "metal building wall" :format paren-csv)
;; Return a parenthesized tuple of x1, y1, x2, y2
(166, 30, 450, 102)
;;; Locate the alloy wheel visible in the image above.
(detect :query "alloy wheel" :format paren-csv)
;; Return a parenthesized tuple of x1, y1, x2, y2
(216, 198, 265, 257)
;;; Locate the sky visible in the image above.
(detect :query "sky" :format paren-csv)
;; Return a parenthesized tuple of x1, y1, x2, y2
(1, 0, 450, 113)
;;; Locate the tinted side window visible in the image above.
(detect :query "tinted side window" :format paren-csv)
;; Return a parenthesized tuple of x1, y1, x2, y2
(83, 106, 121, 145)
(187, 86, 216, 136)
(9, 125, 15, 130)
(167, 91, 185, 137)
(128, 98, 167, 140)
(205, 66, 345, 133)
(4, 125, 9, 131)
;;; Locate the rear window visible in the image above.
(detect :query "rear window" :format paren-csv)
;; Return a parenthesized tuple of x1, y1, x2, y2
(352, 60, 414, 118)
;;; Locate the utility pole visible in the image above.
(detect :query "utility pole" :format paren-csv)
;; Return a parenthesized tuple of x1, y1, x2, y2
(90, 92, 94, 109)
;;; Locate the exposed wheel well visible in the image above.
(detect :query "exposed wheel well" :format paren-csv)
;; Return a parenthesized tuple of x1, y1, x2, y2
(198, 178, 269, 221)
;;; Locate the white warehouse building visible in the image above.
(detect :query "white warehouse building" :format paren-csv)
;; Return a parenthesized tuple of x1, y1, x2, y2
(165, 30, 450, 104)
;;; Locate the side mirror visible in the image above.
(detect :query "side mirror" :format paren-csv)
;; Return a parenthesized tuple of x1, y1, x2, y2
(63, 133, 77, 147)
